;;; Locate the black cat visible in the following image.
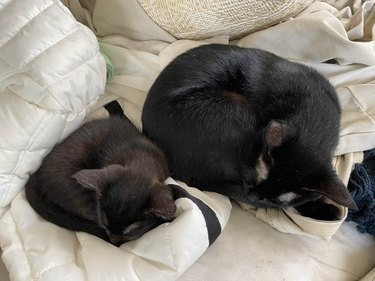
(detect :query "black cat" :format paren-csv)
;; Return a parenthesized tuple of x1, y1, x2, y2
(142, 44, 357, 220)
(25, 115, 176, 246)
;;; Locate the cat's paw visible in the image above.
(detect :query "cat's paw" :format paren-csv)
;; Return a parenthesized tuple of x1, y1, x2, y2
(295, 200, 342, 221)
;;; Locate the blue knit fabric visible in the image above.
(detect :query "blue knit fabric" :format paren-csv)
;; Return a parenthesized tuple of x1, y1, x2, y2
(346, 149, 375, 236)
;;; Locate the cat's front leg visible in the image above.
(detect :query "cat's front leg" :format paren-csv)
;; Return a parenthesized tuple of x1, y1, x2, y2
(241, 164, 257, 193)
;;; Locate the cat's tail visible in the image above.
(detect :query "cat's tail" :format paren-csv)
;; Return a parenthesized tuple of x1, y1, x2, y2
(104, 100, 127, 119)
(104, 100, 138, 128)
(25, 173, 109, 242)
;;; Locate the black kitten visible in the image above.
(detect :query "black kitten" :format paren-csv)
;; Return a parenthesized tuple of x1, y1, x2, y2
(25, 116, 176, 245)
(142, 44, 357, 220)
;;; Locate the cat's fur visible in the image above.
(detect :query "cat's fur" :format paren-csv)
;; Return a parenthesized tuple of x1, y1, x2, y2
(142, 44, 357, 220)
(25, 116, 176, 245)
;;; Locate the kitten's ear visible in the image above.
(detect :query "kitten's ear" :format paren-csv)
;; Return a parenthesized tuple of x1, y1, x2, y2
(147, 183, 176, 221)
(265, 120, 294, 149)
(72, 164, 124, 197)
(302, 176, 358, 210)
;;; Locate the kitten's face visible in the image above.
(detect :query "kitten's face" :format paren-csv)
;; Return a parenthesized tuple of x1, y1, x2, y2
(73, 165, 176, 246)
(241, 121, 356, 211)
(246, 150, 324, 208)
(100, 174, 176, 245)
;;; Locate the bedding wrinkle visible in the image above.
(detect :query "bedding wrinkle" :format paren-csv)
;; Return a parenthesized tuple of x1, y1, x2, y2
(106, 84, 144, 111)
(5, 52, 104, 113)
(1, 37, 104, 113)
(0, 0, 54, 48)
(125, 224, 178, 273)
(9, 113, 52, 174)
(340, 130, 375, 137)
(10, 201, 32, 281)
(347, 86, 375, 125)
(21, 26, 80, 67)
(35, 52, 105, 109)
(0, 0, 12, 10)
(3, 87, 54, 113)
(32, 261, 78, 281)
(329, 66, 375, 88)
(308, 255, 360, 280)
(25, 28, 103, 84)
(166, 223, 178, 272)
(32, 41, 102, 89)
(0, 108, 52, 205)
(280, 209, 303, 233)
(0, 177, 13, 219)
(72, 231, 87, 280)
(15, 193, 85, 281)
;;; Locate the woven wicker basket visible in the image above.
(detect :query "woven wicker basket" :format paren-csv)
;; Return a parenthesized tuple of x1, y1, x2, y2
(137, 0, 317, 40)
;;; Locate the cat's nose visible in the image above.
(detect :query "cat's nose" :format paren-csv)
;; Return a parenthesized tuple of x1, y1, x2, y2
(109, 233, 128, 246)
(247, 191, 261, 202)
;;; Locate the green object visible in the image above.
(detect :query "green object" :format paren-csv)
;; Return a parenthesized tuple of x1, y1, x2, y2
(100, 48, 114, 81)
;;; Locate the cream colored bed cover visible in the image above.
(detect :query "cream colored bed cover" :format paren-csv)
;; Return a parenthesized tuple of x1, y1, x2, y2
(86, 0, 375, 280)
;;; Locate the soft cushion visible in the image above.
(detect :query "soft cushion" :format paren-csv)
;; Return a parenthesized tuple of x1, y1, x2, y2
(0, 0, 106, 215)
(137, 0, 316, 39)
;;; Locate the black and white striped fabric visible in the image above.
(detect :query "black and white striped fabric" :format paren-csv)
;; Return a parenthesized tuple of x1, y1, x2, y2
(171, 184, 222, 246)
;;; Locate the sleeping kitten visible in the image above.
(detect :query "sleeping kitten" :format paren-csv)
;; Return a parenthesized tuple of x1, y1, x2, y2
(25, 116, 176, 246)
(142, 44, 357, 220)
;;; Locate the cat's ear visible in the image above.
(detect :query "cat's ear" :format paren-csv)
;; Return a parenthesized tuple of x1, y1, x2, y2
(72, 164, 124, 197)
(147, 183, 176, 221)
(302, 176, 358, 210)
(265, 120, 294, 149)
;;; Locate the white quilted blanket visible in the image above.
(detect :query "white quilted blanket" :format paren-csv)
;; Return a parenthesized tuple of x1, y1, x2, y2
(0, 0, 106, 213)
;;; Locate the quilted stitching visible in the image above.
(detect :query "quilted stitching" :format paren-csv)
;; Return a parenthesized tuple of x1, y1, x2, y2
(0, 0, 106, 208)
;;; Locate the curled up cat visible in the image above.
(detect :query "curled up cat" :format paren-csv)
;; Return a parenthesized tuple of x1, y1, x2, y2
(25, 115, 176, 246)
(142, 44, 357, 221)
